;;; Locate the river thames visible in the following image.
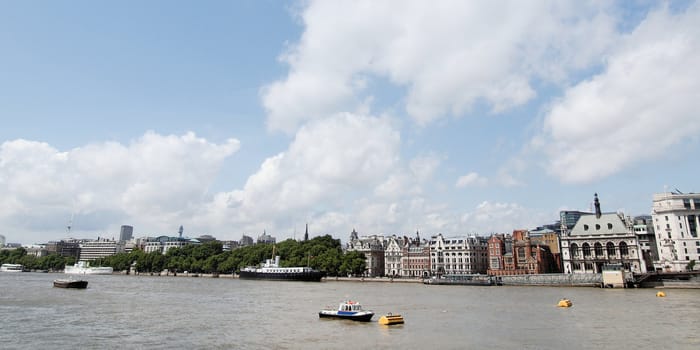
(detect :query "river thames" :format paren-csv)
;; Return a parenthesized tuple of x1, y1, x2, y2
(1, 272, 698, 349)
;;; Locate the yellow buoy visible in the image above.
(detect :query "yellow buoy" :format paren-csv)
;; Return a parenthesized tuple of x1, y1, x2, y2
(557, 299, 572, 308)
(656, 291, 666, 297)
(378, 313, 404, 325)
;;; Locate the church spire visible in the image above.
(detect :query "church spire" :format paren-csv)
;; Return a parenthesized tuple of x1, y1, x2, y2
(304, 223, 309, 241)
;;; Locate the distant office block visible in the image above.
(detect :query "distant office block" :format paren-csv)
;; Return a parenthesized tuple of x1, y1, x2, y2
(120, 225, 134, 242)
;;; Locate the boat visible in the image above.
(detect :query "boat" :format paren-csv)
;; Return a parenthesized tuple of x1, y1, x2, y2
(423, 274, 496, 286)
(378, 313, 404, 325)
(238, 255, 325, 282)
(319, 301, 374, 322)
(64, 261, 113, 275)
(53, 279, 88, 289)
(0, 263, 24, 272)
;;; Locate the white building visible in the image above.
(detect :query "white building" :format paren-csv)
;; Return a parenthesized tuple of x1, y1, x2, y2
(560, 194, 646, 274)
(651, 192, 700, 272)
(346, 229, 386, 277)
(79, 239, 124, 261)
(384, 236, 405, 277)
(429, 233, 488, 276)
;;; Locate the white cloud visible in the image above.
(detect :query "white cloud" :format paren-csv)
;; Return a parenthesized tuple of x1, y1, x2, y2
(262, 0, 618, 132)
(0, 132, 239, 243)
(456, 172, 488, 188)
(540, 4, 700, 183)
(222, 113, 401, 225)
(460, 201, 547, 234)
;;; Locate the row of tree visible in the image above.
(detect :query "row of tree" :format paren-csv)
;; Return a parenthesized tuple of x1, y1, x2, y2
(0, 247, 76, 271)
(1, 235, 367, 276)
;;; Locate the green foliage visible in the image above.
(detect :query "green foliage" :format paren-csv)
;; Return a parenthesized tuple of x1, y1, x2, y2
(1, 248, 75, 271)
(1, 235, 366, 276)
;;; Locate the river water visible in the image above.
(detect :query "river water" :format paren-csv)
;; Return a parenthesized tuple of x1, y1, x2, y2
(1, 272, 698, 349)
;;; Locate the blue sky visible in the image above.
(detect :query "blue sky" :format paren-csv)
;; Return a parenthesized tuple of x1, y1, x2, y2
(1, 1, 699, 245)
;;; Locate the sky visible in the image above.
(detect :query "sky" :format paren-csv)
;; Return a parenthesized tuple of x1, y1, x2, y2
(1, 0, 699, 245)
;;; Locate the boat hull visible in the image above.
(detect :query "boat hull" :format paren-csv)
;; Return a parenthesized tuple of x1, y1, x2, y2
(53, 279, 88, 289)
(64, 266, 113, 275)
(318, 311, 374, 322)
(238, 270, 325, 282)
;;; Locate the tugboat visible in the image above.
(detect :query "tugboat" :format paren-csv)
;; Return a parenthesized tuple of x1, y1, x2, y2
(319, 301, 374, 322)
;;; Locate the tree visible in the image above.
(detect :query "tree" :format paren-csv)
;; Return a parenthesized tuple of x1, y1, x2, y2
(687, 260, 696, 271)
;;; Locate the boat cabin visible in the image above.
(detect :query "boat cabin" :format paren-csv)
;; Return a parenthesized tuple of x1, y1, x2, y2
(339, 301, 363, 312)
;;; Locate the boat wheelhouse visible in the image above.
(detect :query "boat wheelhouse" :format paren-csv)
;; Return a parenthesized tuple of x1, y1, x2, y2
(318, 301, 374, 322)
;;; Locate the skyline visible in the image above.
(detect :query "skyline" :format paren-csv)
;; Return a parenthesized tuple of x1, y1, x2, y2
(1, 1, 699, 245)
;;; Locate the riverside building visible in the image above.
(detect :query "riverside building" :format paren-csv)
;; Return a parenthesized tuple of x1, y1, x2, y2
(560, 194, 646, 274)
(651, 191, 700, 272)
(429, 233, 488, 276)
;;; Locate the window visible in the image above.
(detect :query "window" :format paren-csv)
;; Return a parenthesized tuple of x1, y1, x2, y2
(582, 243, 591, 258)
(594, 242, 603, 256)
(608, 223, 613, 230)
(596, 224, 601, 230)
(606, 242, 616, 257)
(570, 243, 579, 258)
(619, 242, 629, 257)
(584, 224, 589, 231)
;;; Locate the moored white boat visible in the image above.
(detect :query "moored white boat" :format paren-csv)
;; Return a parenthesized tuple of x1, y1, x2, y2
(0, 263, 24, 272)
(319, 301, 374, 322)
(64, 261, 113, 275)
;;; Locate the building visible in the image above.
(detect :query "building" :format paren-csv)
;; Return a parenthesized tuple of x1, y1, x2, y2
(384, 236, 405, 277)
(633, 215, 658, 271)
(560, 194, 646, 274)
(429, 233, 488, 276)
(46, 240, 81, 259)
(651, 192, 700, 272)
(119, 225, 134, 242)
(239, 235, 254, 247)
(400, 231, 430, 278)
(0, 234, 5, 247)
(257, 231, 276, 244)
(346, 229, 386, 277)
(79, 239, 124, 261)
(142, 236, 198, 254)
(487, 231, 558, 275)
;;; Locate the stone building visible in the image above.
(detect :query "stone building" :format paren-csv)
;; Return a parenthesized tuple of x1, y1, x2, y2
(346, 229, 386, 277)
(487, 230, 557, 275)
(429, 233, 488, 276)
(651, 192, 700, 271)
(560, 194, 646, 274)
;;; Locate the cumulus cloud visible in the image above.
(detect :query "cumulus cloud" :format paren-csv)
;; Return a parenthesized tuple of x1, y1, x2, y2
(539, 4, 700, 183)
(0, 132, 239, 243)
(222, 113, 401, 223)
(460, 201, 547, 234)
(456, 172, 488, 188)
(262, 0, 617, 132)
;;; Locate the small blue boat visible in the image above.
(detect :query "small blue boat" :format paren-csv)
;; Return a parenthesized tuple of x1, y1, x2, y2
(319, 301, 374, 322)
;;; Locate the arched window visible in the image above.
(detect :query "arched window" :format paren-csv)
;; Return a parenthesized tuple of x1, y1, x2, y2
(570, 243, 579, 258)
(619, 242, 629, 257)
(582, 243, 591, 258)
(594, 242, 603, 257)
(606, 242, 616, 257)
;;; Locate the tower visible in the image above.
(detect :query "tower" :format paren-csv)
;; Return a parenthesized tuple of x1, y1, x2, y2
(119, 225, 133, 242)
(304, 223, 309, 241)
(178, 225, 184, 238)
(594, 193, 601, 218)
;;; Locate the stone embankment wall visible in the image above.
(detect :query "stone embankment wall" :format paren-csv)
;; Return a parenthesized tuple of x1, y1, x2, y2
(497, 273, 602, 286)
